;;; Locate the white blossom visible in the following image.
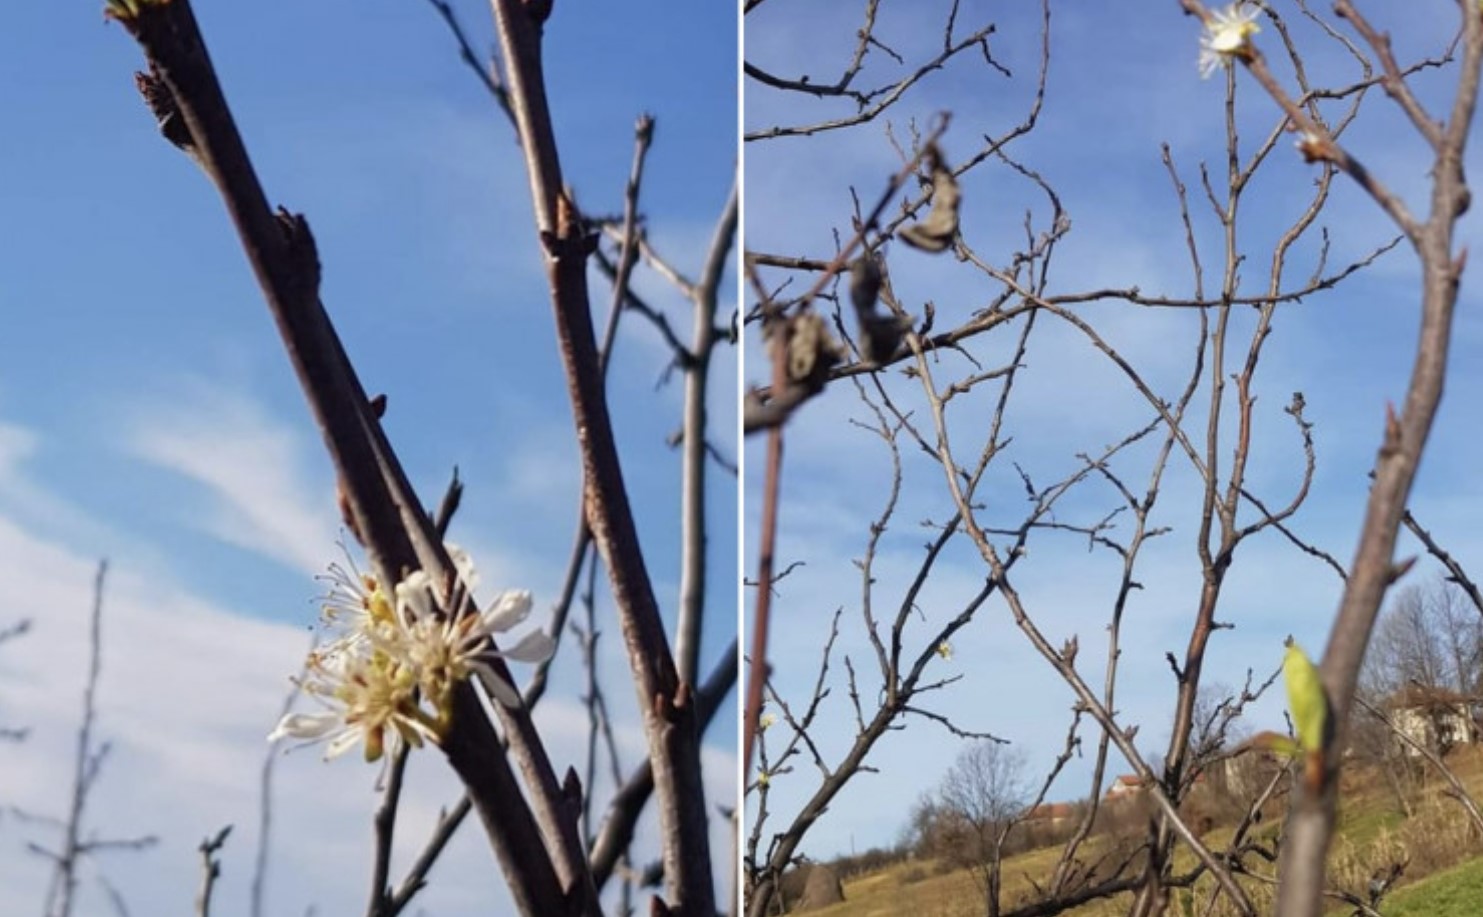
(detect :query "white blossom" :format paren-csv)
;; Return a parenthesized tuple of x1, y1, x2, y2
(271, 548, 553, 761)
(1199, 3, 1261, 79)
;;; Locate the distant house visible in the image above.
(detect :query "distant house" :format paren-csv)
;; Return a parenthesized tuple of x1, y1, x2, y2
(1387, 685, 1480, 755)
(1219, 751, 1285, 800)
(1025, 802, 1074, 825)
(1106, 775, 1143, 800)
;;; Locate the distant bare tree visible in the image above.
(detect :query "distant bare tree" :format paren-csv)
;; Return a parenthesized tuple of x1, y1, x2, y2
(1364, 580, 1483, 751)
(1188, 679, 1261, 775)
(1436, 587, 1483, 696)
(18, 563, 158, 917)
(1369, 582, 1460, 695)
(936, 742, 1028, 917)
(0, 617, 31, 746)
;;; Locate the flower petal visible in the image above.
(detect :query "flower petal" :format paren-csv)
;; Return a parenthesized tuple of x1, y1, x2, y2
(499, 630, 556, 664)
(396, 571, 437, 623)
(483, 590, 533, 632)
(446, 542, 480, 593)
(268, 712, 338, 742)
(324, 728, 364, 760)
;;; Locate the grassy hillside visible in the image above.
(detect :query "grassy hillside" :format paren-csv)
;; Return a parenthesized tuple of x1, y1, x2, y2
(1380, 856, 1483, 917)
(782, 749, 1483, 917)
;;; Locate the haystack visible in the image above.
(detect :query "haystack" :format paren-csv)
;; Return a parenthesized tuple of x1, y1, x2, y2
(794, 864, 844, 910)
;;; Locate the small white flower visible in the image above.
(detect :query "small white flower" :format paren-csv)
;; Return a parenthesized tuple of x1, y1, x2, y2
(936, 641, 954, 661)
(390, 570, 555, 710)
(758, 712, 777, 731)
(1294, 130, 1329, 163)
(445, 542, 480, 592)
(274, 548, 553, 764)
(270, 648, 436, 762)
(1199, 2, 1261, 79)
(315, 550, 396, 653)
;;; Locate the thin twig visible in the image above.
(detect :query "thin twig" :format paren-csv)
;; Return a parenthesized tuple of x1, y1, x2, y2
(195, 825, 232, 917)
(47, 561, 109, 917)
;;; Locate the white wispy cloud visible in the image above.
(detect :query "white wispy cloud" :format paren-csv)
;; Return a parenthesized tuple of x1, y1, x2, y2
(0, 421, 125, 554)
(120, 380, 339, 576)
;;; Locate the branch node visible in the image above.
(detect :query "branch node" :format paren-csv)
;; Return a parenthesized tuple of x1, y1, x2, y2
(1060, 635, 1078, 668)
(274, 208, 321, 293)
(649, 896, 675, 917)
(1166, 651, 1185, 681)
(134, 67, 193, 152)
(1387, 555, 1418, 584)
(1380, 401, 1404, 457)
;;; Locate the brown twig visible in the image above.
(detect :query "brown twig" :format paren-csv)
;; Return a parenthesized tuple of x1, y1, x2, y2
(677, 179, 738, 689)
(588, 638, 737, 888)
(48, 562, 110, 917)
(195, 825, 232, 917)
(1402, 510, 1483, 616)
(486, 0, 715, 910)
(254, 643, 307, 917)
(420, 0, 518, 136)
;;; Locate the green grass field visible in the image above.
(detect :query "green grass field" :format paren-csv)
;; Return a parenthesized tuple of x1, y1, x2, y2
(1380, 856, 1483, 917)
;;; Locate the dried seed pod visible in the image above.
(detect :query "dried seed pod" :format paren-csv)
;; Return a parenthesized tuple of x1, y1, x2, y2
(786, 311, 841, 388)
(899, 144, 961, 253)
(850, 254, 910, 364)
(857, 314, 911, 365)
(849, 255, 883, 317)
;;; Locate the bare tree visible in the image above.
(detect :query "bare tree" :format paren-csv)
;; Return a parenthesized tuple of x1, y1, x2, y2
(1436, 586, 1483, 695)
(195, 825, 232, 917)
(936, 742, 1028, 917)
(20, 563, 158, 917)
(1188, 680, 1256, 769)
(0, 617, 31, 746)
(1176, 3, 1483, 910)
(1369, 582, 1458, 695)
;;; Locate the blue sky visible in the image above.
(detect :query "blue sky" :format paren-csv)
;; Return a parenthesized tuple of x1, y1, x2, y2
(0, 2, 737, 915)
(744, 2, 1480, 861)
